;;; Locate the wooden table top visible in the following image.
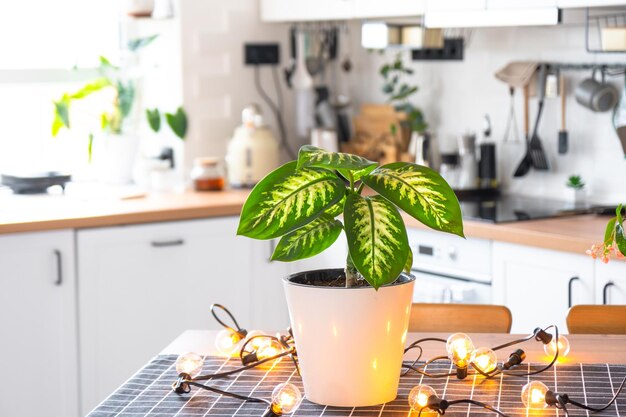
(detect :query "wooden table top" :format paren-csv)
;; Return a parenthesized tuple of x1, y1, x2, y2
(162, 330, 626, 364)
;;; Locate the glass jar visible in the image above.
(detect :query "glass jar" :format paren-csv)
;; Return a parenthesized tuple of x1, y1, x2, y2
(191, 157, 225, 191)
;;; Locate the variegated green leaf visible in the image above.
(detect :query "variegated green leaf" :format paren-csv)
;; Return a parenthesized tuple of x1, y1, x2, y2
(238, 161, 345, 240)
(616, 222, 626, 257)
(297, 145, 377, 180)
(344, 194, 408, 289)
(362, 162, 464, 237)
(325, 195, 346, 217)
(272, 214, 343, 261)
(404, 247, 413, 274)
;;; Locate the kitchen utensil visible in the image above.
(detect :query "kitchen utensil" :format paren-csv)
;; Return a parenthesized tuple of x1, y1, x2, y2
(479, 143, 497, 189)
(503, 87, 520, 143)
(513, 84, 532, 177)
(494, 61, 539, 89)
(225, 104, 279, 188)
(575, 68, 619, 112)
(545, 71, 560, 98)
(439, 153, 460, 189)
(410, 131, 439, 169)
(559, 75, 569, 154)
(529, 64, 549, 170)
(1, 171, 71, 194)
(457, 133, 478, 190)
(612, 75, 626, 156)
(292, 30, 316, 140)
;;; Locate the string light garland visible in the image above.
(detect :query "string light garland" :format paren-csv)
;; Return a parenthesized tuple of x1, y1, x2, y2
(402, 326, 563, 379)
(173, 303, 624, 417)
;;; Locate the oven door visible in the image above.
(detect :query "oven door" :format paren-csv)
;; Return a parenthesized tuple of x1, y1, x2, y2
(410, 268, 492, 304)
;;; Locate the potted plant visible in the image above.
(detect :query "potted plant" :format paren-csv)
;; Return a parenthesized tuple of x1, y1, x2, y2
(237, 145, 463, 406)
(380, 53, 427, 151)
(51, 35, 187, 183)
(588, 204, 626, 263)
(566, 175, 585, 207)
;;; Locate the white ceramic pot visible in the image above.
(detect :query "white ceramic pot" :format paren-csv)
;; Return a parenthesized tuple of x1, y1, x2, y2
(92, 134, 140, 184)
(283, 269, 415, 407)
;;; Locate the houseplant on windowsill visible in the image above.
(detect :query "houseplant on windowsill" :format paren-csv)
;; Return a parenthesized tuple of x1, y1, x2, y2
(237, 145, 463, 407)
(51, 35, 187, 184)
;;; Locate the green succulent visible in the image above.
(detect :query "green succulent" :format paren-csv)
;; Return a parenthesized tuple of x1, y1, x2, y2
(566, 175, 585, 190)
(237, 146, 464, 289)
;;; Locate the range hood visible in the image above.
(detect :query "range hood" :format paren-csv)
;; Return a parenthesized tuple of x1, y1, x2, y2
(425, 7, 561, 28)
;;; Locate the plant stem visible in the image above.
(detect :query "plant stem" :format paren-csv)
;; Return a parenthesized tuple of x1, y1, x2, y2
(348, 172, 355, 192)
(345, 254, 358, 288)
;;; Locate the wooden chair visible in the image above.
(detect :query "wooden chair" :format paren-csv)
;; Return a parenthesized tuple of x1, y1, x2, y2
(408, 303, 512, 333)
(566, 305, 626, 334)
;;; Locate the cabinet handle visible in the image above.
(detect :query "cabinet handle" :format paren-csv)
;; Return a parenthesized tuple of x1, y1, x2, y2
(53, 250, 63, 286)
(603, 281, 615, 305)
(151, 239, 185, 248)
(268, 239, 276, 262)
(567, 276, 580, 308)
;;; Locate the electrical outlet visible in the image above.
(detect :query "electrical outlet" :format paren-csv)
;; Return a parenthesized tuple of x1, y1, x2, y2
(411, 38, 464, 61)
(244, 43, 280, 65)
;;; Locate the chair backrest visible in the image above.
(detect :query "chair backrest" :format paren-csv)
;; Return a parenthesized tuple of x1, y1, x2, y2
(567, 305, 626, 334)
(409, 303, 512, 333)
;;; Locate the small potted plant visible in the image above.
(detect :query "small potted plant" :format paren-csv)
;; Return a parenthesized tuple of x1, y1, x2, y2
(238, 145, 463, 406)
(588, 204, 626, 263)
(566, 175, 585, 207)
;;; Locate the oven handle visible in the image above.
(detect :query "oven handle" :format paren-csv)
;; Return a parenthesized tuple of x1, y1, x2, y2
(410, 268, 491, 286)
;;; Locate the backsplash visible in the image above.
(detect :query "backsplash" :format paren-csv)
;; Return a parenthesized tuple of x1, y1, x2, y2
(347, 15, 626, 205)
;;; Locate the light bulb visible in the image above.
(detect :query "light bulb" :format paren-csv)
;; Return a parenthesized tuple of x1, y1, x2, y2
(471, 347, 498, 374)
(175, 352, 204, 378)
(408, 385, 437, 411)
(257, 339, 284, 362)
(246, 330, 269, 352)
(446, 333, 475, 368)
(521, 381, 549, 409)
(270, 383, 302, 415)
(544, 335, 570, 357)
(215, 328, 244, 356)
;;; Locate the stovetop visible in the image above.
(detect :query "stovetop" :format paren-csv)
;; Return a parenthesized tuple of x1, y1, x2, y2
(460, 195, 605, 223)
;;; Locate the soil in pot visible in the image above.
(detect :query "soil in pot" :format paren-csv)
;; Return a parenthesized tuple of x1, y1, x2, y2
(288, 268, 412, 288)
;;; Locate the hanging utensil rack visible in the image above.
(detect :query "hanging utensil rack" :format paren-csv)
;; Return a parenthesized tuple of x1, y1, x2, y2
(585, 7, 626, 53)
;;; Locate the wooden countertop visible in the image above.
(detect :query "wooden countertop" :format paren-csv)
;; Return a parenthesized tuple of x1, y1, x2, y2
(0, 188, 611, 255)
(164, 330, 626, 364)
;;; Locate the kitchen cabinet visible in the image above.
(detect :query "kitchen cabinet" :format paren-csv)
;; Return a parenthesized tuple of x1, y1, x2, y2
(487, 0, 557, 8)
(0, 230, 79, 417)
(77, 217, 253, 414)
(558, 0, 626, 7)
(260, 0, 354, 22)
(492, 242, 594, 334)
(594, 260, 626, 305)
(425, 0, 486, 12)
(260, 0, 426, 22)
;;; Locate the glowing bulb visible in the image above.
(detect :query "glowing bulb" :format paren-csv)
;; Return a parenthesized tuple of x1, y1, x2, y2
(245, 331, 270, 351)
(521, 381, 549, 409)
(446, 333, 475, 368)
(270, 383, 302, 415)
(544, 335, 570, 357)
(408, 384, 437, 411)
(471, 347, 498, 374)
(257, 339, 284, 362)
(215, 328, 244, 356)
(175, 352, 204, 378)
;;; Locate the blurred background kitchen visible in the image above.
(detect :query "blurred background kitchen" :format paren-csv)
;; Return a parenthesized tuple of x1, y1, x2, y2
(3, 1, 626, 417)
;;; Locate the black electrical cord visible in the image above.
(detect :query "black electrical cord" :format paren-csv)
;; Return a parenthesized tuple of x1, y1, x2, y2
(210, 303, 245, 334)
(178, 379, 271, 406)
(190, 349, 296, 382)
(555, 374, 626, 413)
(418, 398, 510, 417)
(253, 64, 297, 159)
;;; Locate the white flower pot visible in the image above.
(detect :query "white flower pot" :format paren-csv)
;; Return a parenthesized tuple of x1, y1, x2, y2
(92, 134, 140, 184)
(283, 269, 415, 407)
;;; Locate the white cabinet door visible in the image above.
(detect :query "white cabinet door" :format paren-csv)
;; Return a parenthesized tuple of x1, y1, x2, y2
(487, 0, 557, 8)
(0, 230, 79, 417)
(558, 0, 626, 8)
(353, 0, 425, 18)
(78, 217, 252, 414)
(594, 261, 626, 305)
(261, 0, 354, 22)
(426, 0, 487, 12)
(250, 239, 291, 330)
(492, 242, 594, 334)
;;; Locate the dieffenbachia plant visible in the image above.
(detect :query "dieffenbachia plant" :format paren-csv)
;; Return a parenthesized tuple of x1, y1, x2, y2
(237, 146, 464, 289)
(587, 204, 626, 263)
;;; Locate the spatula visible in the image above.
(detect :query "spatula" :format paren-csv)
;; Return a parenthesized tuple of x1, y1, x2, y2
(558, 75, 568, 154)
(529, 64, 549, 170)
(513, 84, 532, 177)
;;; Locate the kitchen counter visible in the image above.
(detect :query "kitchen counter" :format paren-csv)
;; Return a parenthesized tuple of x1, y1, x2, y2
(0, 188, 611, 255)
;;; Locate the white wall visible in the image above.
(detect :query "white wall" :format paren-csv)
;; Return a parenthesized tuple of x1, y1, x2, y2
(177, 0, 293, 171)
(348, 14, 626, 204)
